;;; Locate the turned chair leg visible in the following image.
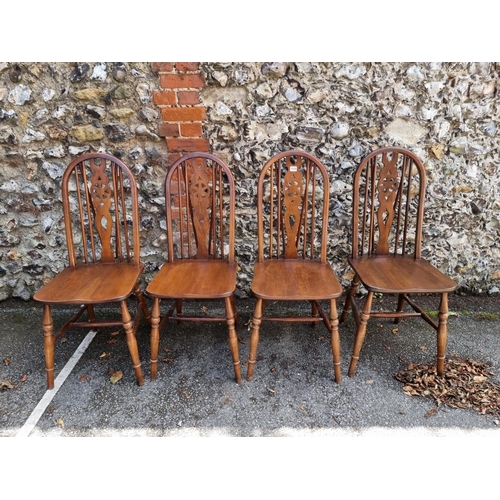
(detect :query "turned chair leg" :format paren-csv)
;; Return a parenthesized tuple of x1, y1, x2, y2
(175, 299, 183, 325)
(121, 300, 144, 386)
(329, 299, 341, 383)
(43, 304, 55, 390)
(348, 290, 374, 377)
(225, 296, 241, 383)
(394, 293, 406, 324)
(436, 292, 449, 376)
(150, 298, 161, 381)
(134, 283, 152, 326)
(340, 275, 359, 323)
(247, 298, 263, 381)
(311, 301, 319, 328)
(230, 294, 238, 327)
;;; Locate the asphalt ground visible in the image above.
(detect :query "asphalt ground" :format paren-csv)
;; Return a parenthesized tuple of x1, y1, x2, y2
(1, 293, 499, 496)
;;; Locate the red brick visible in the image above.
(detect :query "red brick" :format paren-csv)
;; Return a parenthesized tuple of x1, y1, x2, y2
(177, 90, 200, 105)
(176, 62, 200, 72)
(160, 73, 205, 89)
(153, 90, 176, 106)
(180, 122, 203, 137)
(158, 122, 180, 137)
(167, 138, 210, 153)
(151, 62, 174, 72)
(161, 107, 207, 122)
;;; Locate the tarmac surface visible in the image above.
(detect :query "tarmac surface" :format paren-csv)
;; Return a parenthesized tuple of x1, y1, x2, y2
(1, 293, 500, 438)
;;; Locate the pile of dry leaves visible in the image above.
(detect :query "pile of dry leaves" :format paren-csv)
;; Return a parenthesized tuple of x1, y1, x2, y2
(395, 357, 500, 417)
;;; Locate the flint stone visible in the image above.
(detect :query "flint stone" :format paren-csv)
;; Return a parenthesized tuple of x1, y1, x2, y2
(138, 107, 159, 122)
(69, 63, 90, 83)
(69, 145, 89, 155)
(261, 63, 288, 77)
(86, 105, 106, 119)
(136, 83, 151, 103)
(110, 108, 135, 119)
(112, 63, 127, 82)
(72, 124, 104, 142)
(104, 124, 131, 142)
(0, 127, 16, 144)
(135, 125, 160, 141)
(8, 84, 31, 105)
(42, 161, 65, 179)
(74, 88, 107, 100)
(330, 122, 349, 140)
(295, 126, 323, 144)
(384, 118, 427, 145)
(91, 63, 107, 81)
(43, 88, 56, 101)
(22, 128, 45, 143)
(46, 145, 65, 158)
(0, 109, 16, 121)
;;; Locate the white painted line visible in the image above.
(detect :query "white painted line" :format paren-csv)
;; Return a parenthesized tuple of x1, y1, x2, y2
(16, 329, 98, 438)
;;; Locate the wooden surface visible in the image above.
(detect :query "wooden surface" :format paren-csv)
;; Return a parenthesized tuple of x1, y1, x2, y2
(349, 255, 458, 294)
(34, 262, 144, 304)
(252, 260, 342, 300)
(146, 260, 236, 299)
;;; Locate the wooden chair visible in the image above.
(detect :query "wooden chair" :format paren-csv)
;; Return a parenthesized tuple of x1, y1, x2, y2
(247, 150, 343, 383)
(340, 147, 458, 377)
(33, 153, 151, 389)
(146, 152, 241, 383)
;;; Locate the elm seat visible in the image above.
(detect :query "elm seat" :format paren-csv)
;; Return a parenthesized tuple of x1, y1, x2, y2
(33, 153, 151, 390)
(340, 147, 458, 377)
(252, 260, 343, 301)
(146, 260, 237, 299)
(349, 255, 458, 295)
(34, 262, 145, 304)
(146, 153, 241, 383)
(247, 150, 343, 383)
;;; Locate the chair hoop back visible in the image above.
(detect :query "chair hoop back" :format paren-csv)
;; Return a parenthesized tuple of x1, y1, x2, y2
(352, 147, 426, 259)
(62, 152, 141, 268)
(257, 150, 330, 263)
(165, 152, 235, 264)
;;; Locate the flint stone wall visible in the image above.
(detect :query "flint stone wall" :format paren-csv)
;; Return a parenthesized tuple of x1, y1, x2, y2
(1, 61, 500, 301)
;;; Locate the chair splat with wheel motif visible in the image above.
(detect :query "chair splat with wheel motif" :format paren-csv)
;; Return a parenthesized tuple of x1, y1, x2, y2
(146, 153, 241, 383)
(33, 153, 151, 389)
(340, 147, 457, 377)
(247, 150, 343, 383)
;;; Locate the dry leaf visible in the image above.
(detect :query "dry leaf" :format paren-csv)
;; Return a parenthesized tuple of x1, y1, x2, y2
(419, 345, 427, 350)
(100, 352, 111, 359)
(20, 374, 28, 382)
(366, 379, 374, 384)
(425, 407, 437, 418)
(107, 339, 118, 345)
(395, 356, 500, 417)
(110, 330, 120, 336)
(61, 338, 68, 343)
(110, 370, 123, 384)
(392, 328, 398, 334)
(56, 418, 64, 429)
(79, 374, 89, 382)
(0, 380, 15, 391)
(3, 358, 11, 366)
(163, 358, 174, 363)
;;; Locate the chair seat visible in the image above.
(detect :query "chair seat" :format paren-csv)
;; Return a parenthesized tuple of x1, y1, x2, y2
(251, 260, 343, 300)
(33, 262, 144, 304)
(146, 260, 237, 299)
(349, 255, 458, 294)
